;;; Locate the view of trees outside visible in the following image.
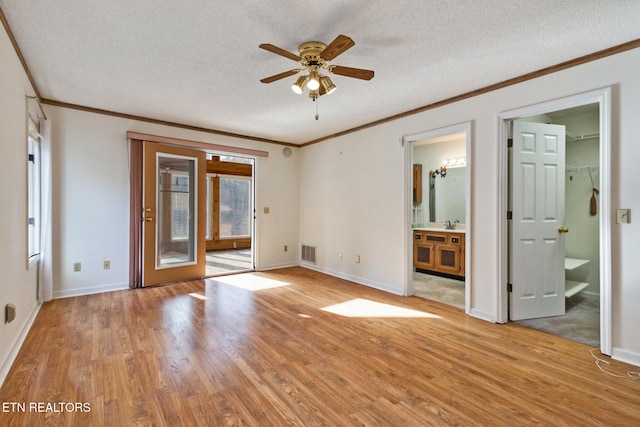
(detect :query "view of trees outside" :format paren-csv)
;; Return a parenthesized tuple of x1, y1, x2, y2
(219, 177, 251, 238)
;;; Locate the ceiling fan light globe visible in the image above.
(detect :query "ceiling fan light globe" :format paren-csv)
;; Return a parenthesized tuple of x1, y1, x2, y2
(307, 78, 320, 91)
(320, 76, 337, 95)
(307, 70, 320, 90)
(291, 76, 308, 94)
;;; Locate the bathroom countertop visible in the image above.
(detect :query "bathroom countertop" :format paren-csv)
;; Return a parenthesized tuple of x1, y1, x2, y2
(413, 227, 466, 234)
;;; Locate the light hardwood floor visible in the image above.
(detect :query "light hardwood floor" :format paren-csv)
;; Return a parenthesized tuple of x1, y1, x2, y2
(1, 267, 638, 426)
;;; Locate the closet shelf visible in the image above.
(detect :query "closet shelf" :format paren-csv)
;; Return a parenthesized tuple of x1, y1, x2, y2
(565, 257, 589, 271)
(565, 280, 590, 298)
(564, 258, 590, 298)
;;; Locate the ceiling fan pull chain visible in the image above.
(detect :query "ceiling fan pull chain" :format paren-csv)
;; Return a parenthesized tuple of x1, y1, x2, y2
(315, 97, 319, 120)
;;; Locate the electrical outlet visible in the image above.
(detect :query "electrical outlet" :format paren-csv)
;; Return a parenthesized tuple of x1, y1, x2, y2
(355, 255, 360, 264)
(103, 260, 111, 270)
(73, 262, 81, 272)
(617, 208, 631, 224)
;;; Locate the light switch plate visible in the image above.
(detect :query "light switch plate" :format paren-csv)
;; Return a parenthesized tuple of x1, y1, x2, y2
(616, 208, 631, 224)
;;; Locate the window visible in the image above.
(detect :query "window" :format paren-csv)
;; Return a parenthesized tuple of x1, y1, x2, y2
(204, 156, 254, 248)
(27, 118, 41, 259)
(169, 172, 191, 241)
(219, 175, 251, 238)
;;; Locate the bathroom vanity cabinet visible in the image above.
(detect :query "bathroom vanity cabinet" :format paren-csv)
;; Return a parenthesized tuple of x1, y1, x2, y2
(413, 230, 465, 278)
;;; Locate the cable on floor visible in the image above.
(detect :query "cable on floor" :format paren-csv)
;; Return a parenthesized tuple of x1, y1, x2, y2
(590, 349, 640, 380)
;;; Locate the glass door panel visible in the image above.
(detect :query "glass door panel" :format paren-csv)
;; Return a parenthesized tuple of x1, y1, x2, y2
(157, 155, 196, 267)
(143, 142, 205, 286)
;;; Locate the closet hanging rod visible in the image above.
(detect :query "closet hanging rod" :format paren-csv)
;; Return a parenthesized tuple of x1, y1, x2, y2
(566, 131, 599, 141)
(25, 95, 47, 120)
(566, 164, 599, 172)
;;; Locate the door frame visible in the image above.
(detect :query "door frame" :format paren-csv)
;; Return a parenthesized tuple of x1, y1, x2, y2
(497, 88, 612, 355)
(204, 154, 257, 273)
(128, 132, 267, 287)
(403, 121, 472, 314)
(142, 142, 207, 286)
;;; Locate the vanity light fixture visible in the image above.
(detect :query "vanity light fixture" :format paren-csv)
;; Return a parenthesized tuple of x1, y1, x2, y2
(442, 157, 466, 167)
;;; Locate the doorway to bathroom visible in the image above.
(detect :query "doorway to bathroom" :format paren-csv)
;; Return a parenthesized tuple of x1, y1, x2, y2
(498, 88, 611, 353)
(404, 122, 471, 313)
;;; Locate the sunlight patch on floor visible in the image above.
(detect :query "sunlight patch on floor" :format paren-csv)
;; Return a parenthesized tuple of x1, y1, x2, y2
(321, 298, 441, 318)
(188, 292, 208, 300)
(215, 273, 290, 291)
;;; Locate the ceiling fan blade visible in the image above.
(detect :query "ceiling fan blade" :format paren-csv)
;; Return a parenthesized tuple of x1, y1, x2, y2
(259, 43, 301, 62)
(330, 65, 374, 80)
(260, 69, 301, 84)
(319, 34, 355, 61)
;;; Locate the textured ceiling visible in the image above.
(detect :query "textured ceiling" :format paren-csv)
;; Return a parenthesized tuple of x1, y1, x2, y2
(2, 1, 640, 145)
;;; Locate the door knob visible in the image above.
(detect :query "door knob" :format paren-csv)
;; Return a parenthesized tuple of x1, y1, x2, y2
(558, 226, 569, 233)
(146, 217, 153, 222)
(145, 207, 152, 212)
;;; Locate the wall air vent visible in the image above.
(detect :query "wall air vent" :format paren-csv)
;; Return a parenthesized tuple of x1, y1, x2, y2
(301, 244, 317, 263)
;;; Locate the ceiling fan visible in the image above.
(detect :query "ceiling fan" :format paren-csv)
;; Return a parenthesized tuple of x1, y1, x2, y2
(259, 34, 374, 102)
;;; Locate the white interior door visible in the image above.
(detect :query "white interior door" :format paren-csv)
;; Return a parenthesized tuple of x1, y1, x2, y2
(510, 121, 566, 320)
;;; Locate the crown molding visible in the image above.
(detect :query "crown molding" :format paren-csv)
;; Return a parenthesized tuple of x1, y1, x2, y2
(301, 38, 640, 147)
(0, 5, 41, 100)
(40, 98, 295, 147)
(3, 5, 638, 149)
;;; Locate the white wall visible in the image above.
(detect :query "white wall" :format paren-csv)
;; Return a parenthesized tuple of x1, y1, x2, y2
(0, 23, 41, 384)
(45, 106, 300, 298)
(299, 48, 640, 363)
(559, 111, 601, 295)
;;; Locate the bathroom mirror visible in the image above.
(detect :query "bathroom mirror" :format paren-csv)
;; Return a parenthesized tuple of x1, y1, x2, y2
(429, 166, 466, 222)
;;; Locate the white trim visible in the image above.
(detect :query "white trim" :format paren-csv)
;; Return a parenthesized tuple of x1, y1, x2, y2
(257, 262, 299, 271)
(0, 303, 41, 388)
(53, 282, 130, 299)
(470, 308, 497, 323)
(402, 122, 473, 315)
(611, 347, 640, 368)
(497, 88, 612, 355)
(302, 264, 404, 296)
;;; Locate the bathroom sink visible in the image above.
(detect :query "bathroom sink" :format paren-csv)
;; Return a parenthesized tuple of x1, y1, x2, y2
(413, 223, 465, 233)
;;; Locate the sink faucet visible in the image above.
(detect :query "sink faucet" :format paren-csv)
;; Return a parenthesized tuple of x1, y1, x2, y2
(445, 220, 454, 230)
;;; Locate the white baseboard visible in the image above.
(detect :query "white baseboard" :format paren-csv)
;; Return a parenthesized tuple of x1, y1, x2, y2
(53, 282, 129, 299)
(470, 308, 497, 323)
(612, 347, 640, 368)
(257, 262, 299, 271)
(0, 302, 41, 388)
(300, 263, 403, 296)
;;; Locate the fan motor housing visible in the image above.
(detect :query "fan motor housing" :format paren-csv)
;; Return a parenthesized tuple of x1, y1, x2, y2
(298, 41, 326, 59)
